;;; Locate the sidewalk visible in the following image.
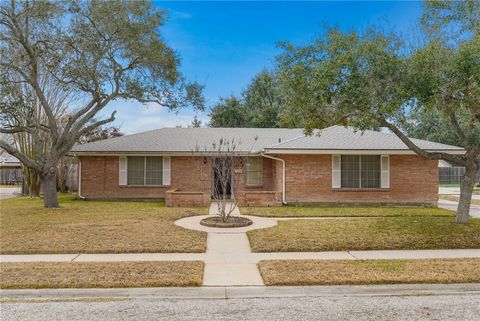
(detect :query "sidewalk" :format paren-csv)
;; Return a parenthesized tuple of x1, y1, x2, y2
(2, 249, 480, 264)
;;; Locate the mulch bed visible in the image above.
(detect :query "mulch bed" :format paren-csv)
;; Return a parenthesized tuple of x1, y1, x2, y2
(200, 216, 253, 228)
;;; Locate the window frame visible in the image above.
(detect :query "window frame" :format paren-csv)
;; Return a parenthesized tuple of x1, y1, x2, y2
(340, 155, 381, 189)
(126, 156, 164, 186)
(245, 156, 263, 187)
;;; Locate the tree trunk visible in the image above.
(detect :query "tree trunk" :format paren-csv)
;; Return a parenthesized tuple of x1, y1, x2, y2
(22, 166, 41, 198)
(41, 171, 59, 208)
(456, 160, 478, 224)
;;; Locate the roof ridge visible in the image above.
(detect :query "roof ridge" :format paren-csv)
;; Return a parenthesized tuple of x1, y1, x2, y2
(350, 126, 462, 149)
(266, 126, 334, 149)
(265, 134, 305, 149)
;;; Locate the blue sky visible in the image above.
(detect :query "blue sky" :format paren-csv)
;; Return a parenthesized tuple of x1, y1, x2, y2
(102, 1, 423, 134)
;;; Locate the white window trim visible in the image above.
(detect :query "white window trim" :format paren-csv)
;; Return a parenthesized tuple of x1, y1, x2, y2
(380, 155, 390, 188)
(332, 155, 341, 188)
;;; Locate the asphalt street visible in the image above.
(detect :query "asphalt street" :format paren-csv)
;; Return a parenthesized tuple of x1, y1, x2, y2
(2, 293, 480, 321)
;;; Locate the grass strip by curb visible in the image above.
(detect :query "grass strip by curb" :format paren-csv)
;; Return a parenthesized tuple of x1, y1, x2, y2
(258, 258, 480, 286)
(0, 261, 204, 289)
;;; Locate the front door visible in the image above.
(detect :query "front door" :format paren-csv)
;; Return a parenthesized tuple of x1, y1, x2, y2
(213, 157, 232, 199)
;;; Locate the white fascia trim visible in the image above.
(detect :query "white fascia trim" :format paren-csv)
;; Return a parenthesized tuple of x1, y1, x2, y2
(262, 149, 466, 155)
(70, 151, 259, 157)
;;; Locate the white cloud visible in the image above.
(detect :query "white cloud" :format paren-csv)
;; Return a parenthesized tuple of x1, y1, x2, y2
(99, 100, 209, 134)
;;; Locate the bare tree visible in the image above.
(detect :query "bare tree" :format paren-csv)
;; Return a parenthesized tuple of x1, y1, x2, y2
(194, 138, 244, 222)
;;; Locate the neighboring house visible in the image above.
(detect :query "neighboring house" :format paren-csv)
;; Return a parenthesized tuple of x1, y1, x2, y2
(0, 150, 22, 185)
(71, 126, 464, 207)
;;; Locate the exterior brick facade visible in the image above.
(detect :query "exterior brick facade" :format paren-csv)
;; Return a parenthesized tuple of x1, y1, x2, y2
(79, 154, 438, 206)
(278, 154, 438, 206)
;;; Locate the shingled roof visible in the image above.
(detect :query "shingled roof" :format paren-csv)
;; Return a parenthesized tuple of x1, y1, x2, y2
(71, 126, 464, 155)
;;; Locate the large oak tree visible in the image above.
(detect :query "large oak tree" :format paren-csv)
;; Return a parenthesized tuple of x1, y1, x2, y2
(276, 22, 479, 223)
(0, 0, 204, 207)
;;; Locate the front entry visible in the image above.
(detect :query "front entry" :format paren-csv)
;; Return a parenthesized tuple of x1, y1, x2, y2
(213, 157, 232, 199)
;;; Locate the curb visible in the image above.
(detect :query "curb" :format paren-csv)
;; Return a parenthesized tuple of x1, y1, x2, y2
(2, 284, 480, 300)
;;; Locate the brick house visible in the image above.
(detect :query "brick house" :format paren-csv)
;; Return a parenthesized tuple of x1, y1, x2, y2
(71, 126, 464, 207)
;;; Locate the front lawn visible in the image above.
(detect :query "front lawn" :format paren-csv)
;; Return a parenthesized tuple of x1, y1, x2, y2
(241, 206, 454, 217)
(247, 217, 480, 252)
(0, 194, 207, 254)
(0, 261, 204, 289)
(258, 258, 480, 286)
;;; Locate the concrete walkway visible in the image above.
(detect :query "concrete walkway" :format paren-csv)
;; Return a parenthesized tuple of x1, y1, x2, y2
(198, 202, 264, 286)
(3, 249, 480, 264)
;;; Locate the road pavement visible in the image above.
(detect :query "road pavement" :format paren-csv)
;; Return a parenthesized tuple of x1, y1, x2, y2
(0, 187, 21, 200)
(1, 289, 479, 321)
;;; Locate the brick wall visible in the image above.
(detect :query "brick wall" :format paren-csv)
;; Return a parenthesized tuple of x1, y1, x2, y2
(79, 154, 438, 206)
(279, 154, 438, 206)
(79, 156, 212, 199)
(79, 155, 279, 201)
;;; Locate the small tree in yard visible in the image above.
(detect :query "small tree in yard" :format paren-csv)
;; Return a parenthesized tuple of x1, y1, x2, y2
(0, 0, 204, 207)
(276, 2, 479, 223)
(211, 138, 242, 222)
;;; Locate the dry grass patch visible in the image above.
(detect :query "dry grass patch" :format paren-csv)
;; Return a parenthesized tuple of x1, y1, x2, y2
(248, 217, 480, 252)
(0, 261, 204, 289)
(0, 194, 207, 254)
(241, 206, 454, 217)
(440, 195, 480, 206)
(259, 258, 480, 286)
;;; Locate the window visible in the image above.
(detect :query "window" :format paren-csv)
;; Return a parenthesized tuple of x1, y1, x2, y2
(341, 155, 380, 188)
(127, 156, 163, 185)
(246, 156, 262, 186)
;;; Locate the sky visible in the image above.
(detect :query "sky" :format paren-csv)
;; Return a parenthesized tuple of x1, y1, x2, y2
(102, 1, 424, 134)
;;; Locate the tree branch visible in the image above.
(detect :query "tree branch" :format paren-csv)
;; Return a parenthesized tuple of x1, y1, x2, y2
(0, 139, 42, 171)
(379, 118, 466, 166)
(449, 111, 468, 147)
(78, 111, 117, 138)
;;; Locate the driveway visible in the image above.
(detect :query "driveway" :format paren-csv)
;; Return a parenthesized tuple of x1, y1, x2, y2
(438, 187, 480, 218)
(0, 187, 21, 200)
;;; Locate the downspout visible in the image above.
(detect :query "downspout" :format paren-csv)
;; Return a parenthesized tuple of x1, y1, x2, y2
(260, 152, 287, 205)
(75, 155, 85, 199)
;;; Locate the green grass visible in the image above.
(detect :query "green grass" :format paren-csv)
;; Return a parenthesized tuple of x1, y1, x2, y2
(258, 259, 480, 286)
(241, 205, 455, 218)
(247, 216, 480, 252)
(0, 194, 208, 254)
(0, 184, 21, 188)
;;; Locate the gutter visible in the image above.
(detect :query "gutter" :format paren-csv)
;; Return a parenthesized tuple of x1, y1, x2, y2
(260, 153, 287, 205)
(75, 154, 85, 200)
